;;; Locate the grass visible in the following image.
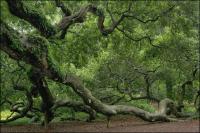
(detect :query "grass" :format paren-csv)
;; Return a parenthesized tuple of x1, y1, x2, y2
(183, 102, 196, 113)
(0, 110, 16, 120)
(0, 110, 29, 126)
(6, 118, 30, 126)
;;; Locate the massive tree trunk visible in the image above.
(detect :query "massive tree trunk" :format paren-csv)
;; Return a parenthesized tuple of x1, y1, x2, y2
(0, 21, 181, 123)
(0, 1, 184, 125)
(28, 68, 55, 125)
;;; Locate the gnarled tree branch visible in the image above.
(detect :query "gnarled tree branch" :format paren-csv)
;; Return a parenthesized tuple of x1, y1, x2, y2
(0, 86, 33, 123)
(52, 99, 96, 121)
(0, 15, 186, 125)
(5, 0, 130, 39)
(6, 0, 57, 37)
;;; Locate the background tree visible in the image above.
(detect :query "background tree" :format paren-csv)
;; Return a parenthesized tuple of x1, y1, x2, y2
(0, 0, 199, 126)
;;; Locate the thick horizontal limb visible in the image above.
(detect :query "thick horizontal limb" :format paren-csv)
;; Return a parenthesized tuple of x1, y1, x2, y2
(52, 99, 96, 121)
(0, 20, 185, 123)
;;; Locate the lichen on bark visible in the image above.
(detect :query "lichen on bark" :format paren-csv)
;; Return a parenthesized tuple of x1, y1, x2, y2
(6, 0, 57, 37)
(1, 20, 25, 52)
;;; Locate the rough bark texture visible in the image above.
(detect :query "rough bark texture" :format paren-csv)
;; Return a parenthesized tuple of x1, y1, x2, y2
(0, 1, 186, 125)
(5, 0, 128, 38)
(28, 68, 55, 125)
(0, 10, 181, 124)
(52, 99, 96, 121)
(6, 0, 57, 37)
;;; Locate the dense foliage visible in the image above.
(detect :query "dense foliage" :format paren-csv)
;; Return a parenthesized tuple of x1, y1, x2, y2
(0, 0, 199, 125)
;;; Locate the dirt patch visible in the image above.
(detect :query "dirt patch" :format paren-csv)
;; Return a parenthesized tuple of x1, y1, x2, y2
(1, 116, 199, 132)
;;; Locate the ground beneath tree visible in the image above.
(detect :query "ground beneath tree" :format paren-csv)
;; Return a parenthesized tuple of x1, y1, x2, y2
(1, 116, 199, 132)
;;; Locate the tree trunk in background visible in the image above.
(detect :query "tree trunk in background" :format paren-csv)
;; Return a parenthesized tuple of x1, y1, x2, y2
(166, 80, 173, 100)
(0, 2, 190, 124)
(178, 81, 193, 112)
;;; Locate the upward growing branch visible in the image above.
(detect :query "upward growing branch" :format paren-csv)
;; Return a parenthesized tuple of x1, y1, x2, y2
(1, 21, 183, 123)
(6, 0, 130, 39)
(55, 0, 71, 16)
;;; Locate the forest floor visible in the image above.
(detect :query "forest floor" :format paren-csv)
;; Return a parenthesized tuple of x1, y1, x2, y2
(1, 115, 199, 132)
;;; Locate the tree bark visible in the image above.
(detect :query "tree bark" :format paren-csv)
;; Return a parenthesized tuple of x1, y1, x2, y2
(52, 99, 96, 121)
(28, 68, 55, 125)
(0, 11, 183, 124)
(1, 20, 183, 121)
(5, 0, 129, 38)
